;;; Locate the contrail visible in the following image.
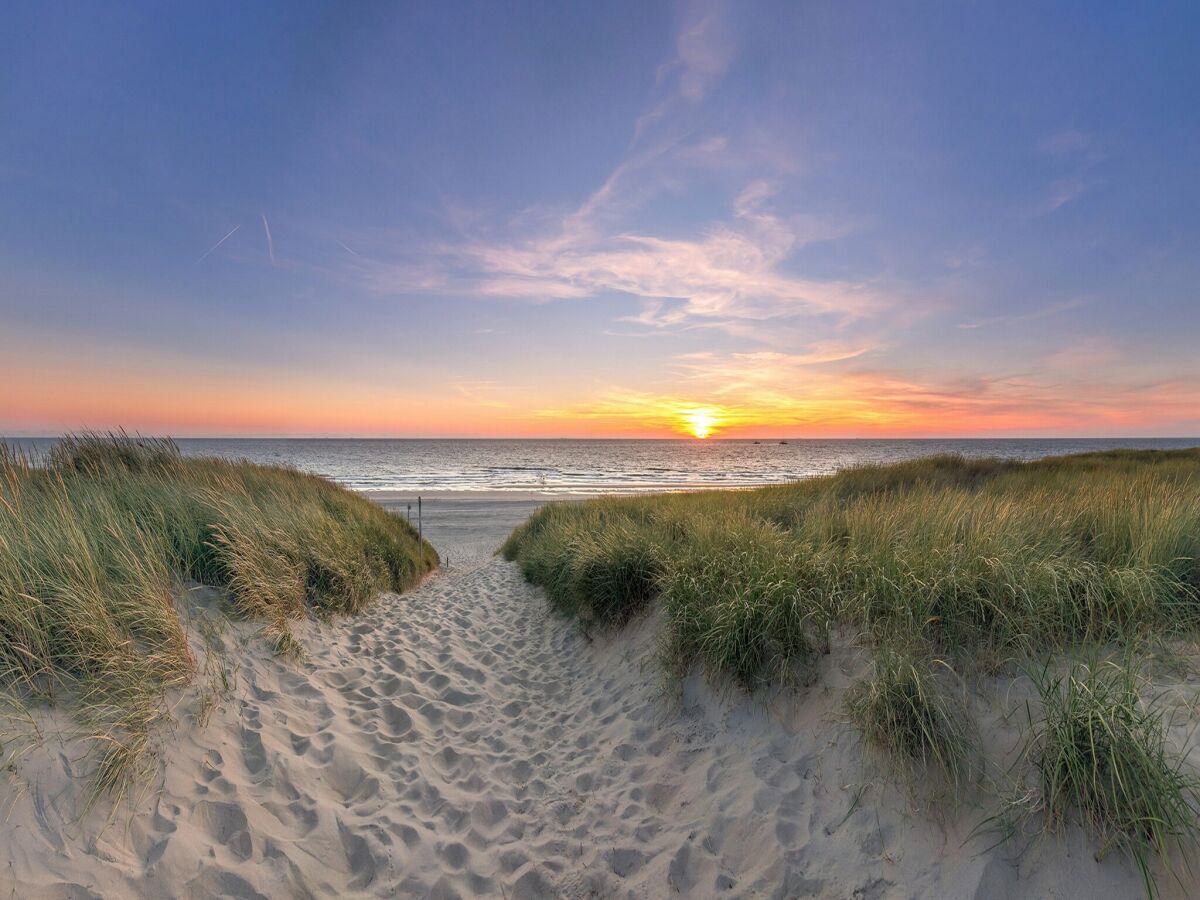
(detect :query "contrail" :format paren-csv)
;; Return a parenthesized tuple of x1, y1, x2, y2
(335, 239, 361, 258)
(196, 224, 240, 263)
(260, 212, 276, 266)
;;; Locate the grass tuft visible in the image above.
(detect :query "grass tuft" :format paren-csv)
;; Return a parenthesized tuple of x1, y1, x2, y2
(267, 624, 305, 661)
(845, 648, 972, 786)
(504, 502, 663, 627)
(660, 518, 830, 689)
(1025, 658, 1200, 895)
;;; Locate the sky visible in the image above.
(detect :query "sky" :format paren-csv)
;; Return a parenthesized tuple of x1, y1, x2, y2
(2, 1, 1198, 439)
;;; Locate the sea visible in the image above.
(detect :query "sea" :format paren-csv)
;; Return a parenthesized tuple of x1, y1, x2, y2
(6, 437, 1198, 495)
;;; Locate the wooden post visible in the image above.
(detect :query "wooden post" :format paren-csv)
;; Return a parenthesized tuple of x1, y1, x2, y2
(418, 496, 423, 545)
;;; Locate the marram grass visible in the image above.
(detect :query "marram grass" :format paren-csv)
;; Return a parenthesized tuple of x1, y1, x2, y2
(0, 433, 437, 800)
(505, 450, 1200, 672)
(1023, 658, 1200, 898)
(845, 648, 972, 787)
(504, 448, 1200, 892)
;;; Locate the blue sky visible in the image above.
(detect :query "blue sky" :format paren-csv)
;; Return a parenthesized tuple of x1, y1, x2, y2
(2, 1, 1198, 437)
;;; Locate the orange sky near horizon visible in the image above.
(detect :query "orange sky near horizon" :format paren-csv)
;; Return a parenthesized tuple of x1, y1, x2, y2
(5, 356, 1197, 440)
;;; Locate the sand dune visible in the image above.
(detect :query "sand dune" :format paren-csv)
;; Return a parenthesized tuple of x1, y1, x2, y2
(1, 500, 1191, 898)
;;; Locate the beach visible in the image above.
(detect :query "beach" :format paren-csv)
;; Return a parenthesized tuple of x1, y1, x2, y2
(3, 491, 1194, 899)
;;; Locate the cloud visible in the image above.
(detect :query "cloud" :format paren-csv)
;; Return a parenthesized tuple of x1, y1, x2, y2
(1032, 129, 1103, 215)
(634, 0, 735, 142)
(472, 273, 593, 301)
(673, 344, 876, 384)
(350, 0, 874, 339)
(944, 242, 986, 271)
(364, 206, 873, 325)
(1039, 177, 1089, 213)
(532, 387, 758, 436)
(958, 297, 1086, 330)
(452, 380, 510, 409)
(362, 174, 872, 329)
(1039, 129, 1102, 161)
(670, 0, 735, 102)
(1044, 335, 1120, 370)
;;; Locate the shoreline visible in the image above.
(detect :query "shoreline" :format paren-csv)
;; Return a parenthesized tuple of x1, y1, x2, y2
(364, 489, 596, 502)
(361, 484, 776, 503)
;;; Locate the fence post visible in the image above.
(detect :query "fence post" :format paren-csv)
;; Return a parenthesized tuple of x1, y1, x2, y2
(418, 496, 423, 545)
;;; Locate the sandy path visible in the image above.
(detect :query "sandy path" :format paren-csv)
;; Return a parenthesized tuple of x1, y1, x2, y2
(3, 500, 1185, 899)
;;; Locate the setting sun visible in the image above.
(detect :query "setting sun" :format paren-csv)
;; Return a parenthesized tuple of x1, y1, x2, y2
(683, 409, 719, 439)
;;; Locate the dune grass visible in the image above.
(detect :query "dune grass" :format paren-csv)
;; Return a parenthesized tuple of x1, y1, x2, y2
(1022, 659, 1200, 897)
(503, 448, 1200, 888)
(505, 449, 1200, 672)
(845, 648, 972, 787)
(0, 433, 437, 800)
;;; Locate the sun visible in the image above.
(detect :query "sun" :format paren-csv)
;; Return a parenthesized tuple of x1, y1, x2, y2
(683, 409, 718, 439)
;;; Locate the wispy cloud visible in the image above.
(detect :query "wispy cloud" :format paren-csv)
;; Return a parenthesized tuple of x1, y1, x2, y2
(1039, 128, 1103, 162)
(958, 297, 1086, 330)
(634, 0, 735, 141)
(674, 344, 875, 380)
(362, 177, 872, 329)
(351, 0, 875, 335)
(1038, 176, 1090, 214)
(662, 0, 735, 102)
(1033, 129, 1103, 215)
(1044, 335, 1120, 370)
(452, 380, 510, 409)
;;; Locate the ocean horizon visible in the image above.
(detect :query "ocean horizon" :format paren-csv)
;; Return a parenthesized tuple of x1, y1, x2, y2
(8, 436, 1198, 495)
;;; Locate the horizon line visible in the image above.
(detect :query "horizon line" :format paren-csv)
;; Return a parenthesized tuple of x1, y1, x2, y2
(4, 433, 1200, 443)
